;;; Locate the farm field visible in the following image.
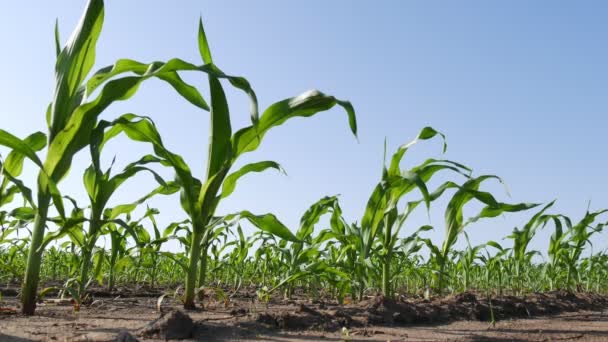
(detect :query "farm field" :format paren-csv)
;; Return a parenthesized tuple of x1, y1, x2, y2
(1, 0, 607, 341)
(2, 288, 608, 341)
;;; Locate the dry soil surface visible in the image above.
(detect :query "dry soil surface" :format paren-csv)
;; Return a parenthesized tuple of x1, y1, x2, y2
(1, 295, 607, 341)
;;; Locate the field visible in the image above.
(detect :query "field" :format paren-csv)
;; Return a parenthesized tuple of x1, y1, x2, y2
(2, 286, 608, 341)
(1, 0, 607, 341)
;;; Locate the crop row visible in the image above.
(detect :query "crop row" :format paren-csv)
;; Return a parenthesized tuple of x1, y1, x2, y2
(0, 0, 606, 315)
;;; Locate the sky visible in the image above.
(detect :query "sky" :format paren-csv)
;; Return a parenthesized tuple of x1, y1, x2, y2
(0, 1, 607, 256)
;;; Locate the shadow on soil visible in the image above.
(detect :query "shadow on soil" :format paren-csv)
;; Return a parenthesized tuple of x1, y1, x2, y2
(0, 334, 35, 342)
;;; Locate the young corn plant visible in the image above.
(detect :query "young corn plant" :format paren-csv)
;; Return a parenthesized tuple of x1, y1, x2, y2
(359, 127, 470, 297)
(505, 201, 555, 294)
(102, 18, 358, 308)
(243, 196, 348, 299)
(478, 242, 509, 295)
(0, 0, 213, 314)
(0, 153, 28, 276)
(547, 208, 608, 290)
(0, 226, 29, 284)
(389, 225, 433, 294)
(139, 208, 185, 289)
(71, 116, 178, 297)
(101, 221, 128, 291)
(455, 232, 487, 292)
(431, 175, 539, 294)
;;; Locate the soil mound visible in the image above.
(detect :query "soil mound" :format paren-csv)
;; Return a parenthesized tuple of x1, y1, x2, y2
(257, 303, 352, 330)
(139, 310, 194, 339)
(257, 291, 608, 331)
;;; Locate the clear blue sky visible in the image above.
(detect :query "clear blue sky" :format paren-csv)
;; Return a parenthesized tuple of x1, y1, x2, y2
(1, 1, 606, 255)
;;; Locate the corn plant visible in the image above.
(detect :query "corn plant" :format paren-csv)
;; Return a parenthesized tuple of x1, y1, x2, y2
(99, 16, 357, 308)
(580, 251, 608, 292)
(389, 225, 432, 294)
(0, 166, 35, 286)
(358, 127, 473, 297)
(71, 117, 177, 296)
(547, 208, 608, 290)
(0, 227, 28, 284)
(453, 232, 487, 292)
(505, 201, 555, 294)
(243, 196, 348, 299)
(0, 0, 218, 314)
(478, 242, 509, 295)
(426, 175, 539, 294)
(137, 208, 185, 289)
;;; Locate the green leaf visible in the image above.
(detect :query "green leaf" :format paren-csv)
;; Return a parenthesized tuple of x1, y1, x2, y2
(0, 130, 45, 169)
(50, 0, 104, 139)
(107, 182, 180, 220)
(297, 196, 340, 240)
(486, 240, 504, 251)
(443, 175, 539, 259)
(160, 251, 189, 272)
(232, 90, 357, 158)
(156, 72, 209, 110)
(221, 161, 283, 198)
(231, 211, 299, 242)
(3, 132, 47, 177)
(10, 207, 36, 221)
(54, 18, 61, 57)
(95, 164, 169, 213)
(101, 114, 200, 221)
(388, 126, 446, 178)
(39, 217, 87, 252)
(206, 76, 232, 178)
(197, 17, 213, 64)
(87, 59, 210, 111)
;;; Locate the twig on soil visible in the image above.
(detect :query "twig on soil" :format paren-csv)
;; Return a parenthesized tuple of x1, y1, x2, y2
(202, 315, 237, 321)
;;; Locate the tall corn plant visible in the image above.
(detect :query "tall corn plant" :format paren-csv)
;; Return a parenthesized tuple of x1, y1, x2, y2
(0, 0, 216, 314)
(102, 19, 357, 308)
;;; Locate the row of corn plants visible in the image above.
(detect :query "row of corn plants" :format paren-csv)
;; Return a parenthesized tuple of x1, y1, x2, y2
(2, 194, 607, 303)
(3, 121, 607, 303)
(1, 0, 606, 315)
(0, 0, 356, 313)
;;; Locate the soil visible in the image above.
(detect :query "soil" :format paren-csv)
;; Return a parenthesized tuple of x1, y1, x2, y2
(1, 288, 608, 341)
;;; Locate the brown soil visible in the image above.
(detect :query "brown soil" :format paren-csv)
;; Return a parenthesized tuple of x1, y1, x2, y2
(1, 290, 607, 341)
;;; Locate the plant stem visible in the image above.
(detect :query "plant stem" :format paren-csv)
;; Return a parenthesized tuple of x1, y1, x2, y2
(197, 245, 208, 301)
(78, 248, 92, 297)
(382, 216, 392, 298)
(79, 219, 100, 297)
(438, 261, 446, 295)
(184, 228, 203, 309)
(21, 193, 50, 315)
(382, 257, 391, 297)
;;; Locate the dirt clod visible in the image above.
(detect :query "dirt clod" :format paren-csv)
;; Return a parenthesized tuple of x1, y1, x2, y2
(115, 330, 139, 342)
(229, 307, 247, 316)
(360, 291, 608, 326)
(257, 304, 348, 330)
(138, 310, 194, 340)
